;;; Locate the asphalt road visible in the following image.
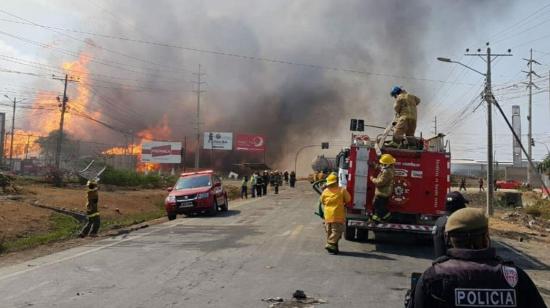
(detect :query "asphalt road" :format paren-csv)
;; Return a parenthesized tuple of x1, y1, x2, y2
(0, 183, 548, 308)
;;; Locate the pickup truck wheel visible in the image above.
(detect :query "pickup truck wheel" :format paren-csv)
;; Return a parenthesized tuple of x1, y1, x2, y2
(221, 197, 229, 212)
(167, 213, 177, 221)
(208, 201, 218, 216)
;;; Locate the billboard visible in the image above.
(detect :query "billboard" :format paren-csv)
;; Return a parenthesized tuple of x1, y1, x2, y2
(203, 132, 233, 150)
(236, 134, 265, 152)
(141, 141, 182, 163)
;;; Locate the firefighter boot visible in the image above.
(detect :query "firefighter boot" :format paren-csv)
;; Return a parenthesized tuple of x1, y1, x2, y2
(382, 212, 392, 221)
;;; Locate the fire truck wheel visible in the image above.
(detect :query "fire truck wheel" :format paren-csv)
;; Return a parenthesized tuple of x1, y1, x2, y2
(356, 228, 369, 241)
(345, 221, 357, 241)
(167, 213, 177, 221)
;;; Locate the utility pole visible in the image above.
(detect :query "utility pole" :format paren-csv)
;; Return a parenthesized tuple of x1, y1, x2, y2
(52, 74, 78, 177)
(433, 116, 438, 135)
(24, 134, 31, 159)
(522, 49, 541, 186)
(192, 64, 205, 169)
(4, 95, 23, 171)
(463, 43, 512, 216)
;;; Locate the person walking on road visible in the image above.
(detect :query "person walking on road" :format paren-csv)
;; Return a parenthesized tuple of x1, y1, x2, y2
(408, 208, 546, 308)
(273, 171, 281, 194)
(459, 177, 467, 191)
(283, 171, 289, 185)
(79, 180, 100, 238)
(370, 154, 396, 222)
(320, 173, 351, 254)
(289, 171, 296, 188)
(250, 173, 257, 198)
(389, 86, 421, 147)
(433, 191, 469, 258)
(479, 177, 484, 192)
(256, 173, 264, 197)
(262, 171, 269, 196)
(241, 176, 249, 199)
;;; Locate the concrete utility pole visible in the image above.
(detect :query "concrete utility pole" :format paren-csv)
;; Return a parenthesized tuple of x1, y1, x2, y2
(4, 95, 23, 171)
(433, 116, 437, 135)
(522, 49, 541, 186)
(438, 43, 512, 216)
(52, 74, 78, 173)
(193, 64, 206, 169)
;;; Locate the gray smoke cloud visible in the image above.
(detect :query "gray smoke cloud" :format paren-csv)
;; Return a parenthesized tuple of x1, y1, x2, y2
(69, 0, 516, 174)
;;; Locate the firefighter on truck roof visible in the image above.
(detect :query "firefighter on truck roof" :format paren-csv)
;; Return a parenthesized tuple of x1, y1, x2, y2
(369, 153, 396, 222)
(408, 208, 546, 308)
(389, 86, 421, 148)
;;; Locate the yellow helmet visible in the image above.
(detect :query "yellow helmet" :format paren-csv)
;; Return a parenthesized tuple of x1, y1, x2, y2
(325, 173, 338, 186)
(379, 154, 396, 165)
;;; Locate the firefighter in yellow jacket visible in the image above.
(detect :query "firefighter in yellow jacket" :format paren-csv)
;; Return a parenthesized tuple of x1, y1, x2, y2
(390, 86, 421, 146)
(320, 173, 351, 254)
(79, 179, 100, 237)
(370, 154, 396, 222)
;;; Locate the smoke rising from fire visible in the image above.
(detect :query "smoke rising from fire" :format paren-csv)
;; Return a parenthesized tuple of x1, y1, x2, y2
(20, 1, 515, 174)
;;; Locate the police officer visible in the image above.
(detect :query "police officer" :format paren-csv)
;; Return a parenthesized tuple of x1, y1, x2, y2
(433, 191, 469, 258)
(79, 179, 100, 238)
(408, 208, 546, 308)
(369, 153, 396, 222)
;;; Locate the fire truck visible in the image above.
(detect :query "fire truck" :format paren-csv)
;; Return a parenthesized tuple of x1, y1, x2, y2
(316, 133, 451, 242)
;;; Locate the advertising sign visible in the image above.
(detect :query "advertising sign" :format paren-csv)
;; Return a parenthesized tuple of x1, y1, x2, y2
(203, 132, 233, 150)
(141, 140, 182, 163)
(236, 134, 265, 152)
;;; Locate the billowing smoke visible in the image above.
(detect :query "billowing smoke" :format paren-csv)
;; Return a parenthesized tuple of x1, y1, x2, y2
(64, 0, 515, 174)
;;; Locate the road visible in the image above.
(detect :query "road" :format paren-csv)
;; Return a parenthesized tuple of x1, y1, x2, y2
(0, 182, 548, 307)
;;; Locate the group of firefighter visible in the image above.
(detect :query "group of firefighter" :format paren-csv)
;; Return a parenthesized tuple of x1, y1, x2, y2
(240, 170, 296, 199)
(317, 86, 546, 306)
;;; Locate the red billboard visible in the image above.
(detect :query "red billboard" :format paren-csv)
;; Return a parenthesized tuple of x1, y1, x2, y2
(236, 134, 265, 152)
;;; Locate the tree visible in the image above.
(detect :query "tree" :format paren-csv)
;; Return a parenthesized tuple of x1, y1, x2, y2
(36, 130, 80, 167)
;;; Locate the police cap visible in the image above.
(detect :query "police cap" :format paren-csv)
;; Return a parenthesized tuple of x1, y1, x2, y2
(445, 191, 469, 213)
(445, 208, 488, 234)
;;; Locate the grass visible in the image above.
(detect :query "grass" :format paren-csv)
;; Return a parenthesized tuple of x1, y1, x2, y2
(0, 213, 80, 254)
(100, 166, 177, 188)
(0, 199, 167, 255)
(524, 199, 550, 219)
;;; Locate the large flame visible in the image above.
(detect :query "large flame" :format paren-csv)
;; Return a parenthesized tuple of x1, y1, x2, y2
(102, 114, 173, 172)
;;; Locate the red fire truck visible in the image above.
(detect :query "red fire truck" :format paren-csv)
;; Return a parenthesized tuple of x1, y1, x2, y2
(329, 134, 451, 241)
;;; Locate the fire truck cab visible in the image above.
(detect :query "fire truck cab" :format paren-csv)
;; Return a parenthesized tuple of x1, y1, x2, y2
(338, 135, 450, 241)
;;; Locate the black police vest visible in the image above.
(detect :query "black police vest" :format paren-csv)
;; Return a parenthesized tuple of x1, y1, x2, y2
(424, 257, 521, 307)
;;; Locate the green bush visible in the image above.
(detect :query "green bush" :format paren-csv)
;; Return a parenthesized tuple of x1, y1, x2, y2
(100, 166, 177, 188)
(524, 199, 550, 219)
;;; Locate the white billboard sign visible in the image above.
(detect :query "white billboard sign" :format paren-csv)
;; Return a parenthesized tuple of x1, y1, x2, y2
(203, 132, 233, 150)
(141, 140, 182, 163)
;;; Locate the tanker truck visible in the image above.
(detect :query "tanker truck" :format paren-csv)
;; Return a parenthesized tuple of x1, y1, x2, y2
(309, 155, 336, 183)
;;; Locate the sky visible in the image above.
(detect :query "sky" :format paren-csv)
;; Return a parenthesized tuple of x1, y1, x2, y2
(0, 0, 549, 173)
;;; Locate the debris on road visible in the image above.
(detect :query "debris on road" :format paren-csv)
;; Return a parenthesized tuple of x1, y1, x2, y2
(261, 291, 327, 307)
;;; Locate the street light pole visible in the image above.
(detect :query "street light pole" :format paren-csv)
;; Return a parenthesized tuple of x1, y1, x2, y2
(437, 44, 511, 216)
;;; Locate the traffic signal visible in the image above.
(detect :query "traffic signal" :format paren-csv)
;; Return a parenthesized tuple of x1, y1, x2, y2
(350, 119, 358, 131)
(321, 142, 329, 149)
(357, 120, 364, 131)
(531, 138, 535, 147)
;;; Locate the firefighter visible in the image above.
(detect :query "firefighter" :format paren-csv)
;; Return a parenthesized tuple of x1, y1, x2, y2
(369, 153, 395, 222)
(459, 177, 467, 191)
(79, 179, 100, 238)
(389, 86, 421, 147)
(256, 172, 263, 197)
(433, 191, 468, 258)
(250, 173, 257, 198)
(262, 171, 269, 195)
(320, 173, 351, 254)
(408, 208, 546, 308)
(283, 170, 289, 185)
(289, 171, 296, 188)
(273, 170, 281, 194)
(241, 176, 249, 199)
